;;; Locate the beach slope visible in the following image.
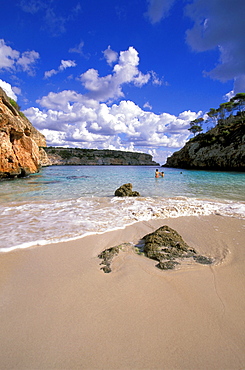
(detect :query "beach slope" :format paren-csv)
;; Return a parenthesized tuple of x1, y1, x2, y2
(0, 215, 244, 369)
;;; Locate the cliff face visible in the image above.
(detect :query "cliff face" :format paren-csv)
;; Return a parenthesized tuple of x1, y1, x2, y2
(43, 147, 159, 166)
(164, 119, 245, 171)
(0, 88, 47, 178)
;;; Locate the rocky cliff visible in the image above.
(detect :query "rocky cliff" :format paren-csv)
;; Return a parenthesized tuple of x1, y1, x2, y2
(43, 147, 159, 166)
(164, 118, 245, 171)
(0, 87, 48, 178)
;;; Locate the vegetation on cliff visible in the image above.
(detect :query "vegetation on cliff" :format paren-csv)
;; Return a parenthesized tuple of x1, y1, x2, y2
(207, 93, 245, 127)
(8, 98, 26, 118)
(164, 94, 245, 171)
(43, 147, 159, 166)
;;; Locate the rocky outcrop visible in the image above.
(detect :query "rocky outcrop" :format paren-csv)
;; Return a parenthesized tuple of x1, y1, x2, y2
(114, 183, 140, 197)
(143, 226, 213, 270)
(0, 88, 48, 178)
(98, 226, 213, 273)
(164, 118, 245, 171)
(98, 244, 128, 273)
(43, 147, 159, 166)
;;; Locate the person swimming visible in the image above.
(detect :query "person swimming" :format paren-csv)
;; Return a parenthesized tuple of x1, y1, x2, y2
(155, 169, 160, 178)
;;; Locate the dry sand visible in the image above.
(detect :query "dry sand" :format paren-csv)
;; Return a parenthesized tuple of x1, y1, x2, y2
(0, 215, 245, 370)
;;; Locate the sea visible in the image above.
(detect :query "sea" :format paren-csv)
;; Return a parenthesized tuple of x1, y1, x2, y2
(0, 165, 245, 252)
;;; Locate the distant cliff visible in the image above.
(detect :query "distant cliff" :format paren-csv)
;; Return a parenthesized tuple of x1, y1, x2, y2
(43, 147, 159, 166)
(0, 87, 48, 178)
(164, 117, 245, 171)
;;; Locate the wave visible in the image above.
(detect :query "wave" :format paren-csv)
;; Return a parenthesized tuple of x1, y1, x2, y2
(0, 196, 244, 252)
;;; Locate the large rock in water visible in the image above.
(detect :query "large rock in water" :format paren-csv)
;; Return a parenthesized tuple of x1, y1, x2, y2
(0, 88, 47, 178)
(114, 183, 140, 197)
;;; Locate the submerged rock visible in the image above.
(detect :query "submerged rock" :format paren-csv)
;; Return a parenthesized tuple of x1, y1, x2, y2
(114, 183, 140, 197)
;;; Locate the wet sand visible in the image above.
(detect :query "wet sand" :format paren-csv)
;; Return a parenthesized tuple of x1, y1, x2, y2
(0, 215, 245, 369)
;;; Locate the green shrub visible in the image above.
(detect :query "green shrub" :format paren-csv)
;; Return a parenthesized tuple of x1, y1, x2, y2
(59, 150, 73, 159)
(8, 98, 27, 118)
(19, 111, 26, 118)
(9, 98, 21, 111)
(222, 130, 230, 135)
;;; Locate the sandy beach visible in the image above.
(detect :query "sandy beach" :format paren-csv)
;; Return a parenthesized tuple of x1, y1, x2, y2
(0, 215, 245, 369)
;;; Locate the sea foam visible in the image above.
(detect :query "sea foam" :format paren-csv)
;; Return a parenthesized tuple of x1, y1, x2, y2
(0, 196, 244, 252)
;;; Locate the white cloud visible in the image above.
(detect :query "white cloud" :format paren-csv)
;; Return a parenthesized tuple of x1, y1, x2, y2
(145, 0, 245, 94)
(12, 86, 21, 96)
(224, 90, 235, 102)
(44, 7, 66, 36)
(39, 129, 66, 146)
(0, 39, 39, 75)
(133, 71, 151, 87)
(233, 75, 245, 94)
(69, 40, 85, 55)
(79, 46, 151, 102)
(146, 0, 177, 23)
(69, 40, 90, 59)
(178, 110, 202, 121)
(37, 90, 98, 110)
(19, 0, 82, 37)
(44, 69, 57, 79)
(150, 70, 165, 86)
(143, 102, 152, 110)
(224, 75, 245, 101)
(44, 59, 76, 79)
(16, 50, 40, 75)
(185, 0, 245, 91)
(0, 79, 19, 100)
(24, 87, 200, 164)
(19, 0, 47, 14)
(59, 60, 76, 70)
(103, 46, 118, 66)
(0, 39, 19, 70)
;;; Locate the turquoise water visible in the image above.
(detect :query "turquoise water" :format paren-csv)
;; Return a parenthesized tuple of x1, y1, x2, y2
(0, 166, 244, 251)
(1, 166, 245, 201)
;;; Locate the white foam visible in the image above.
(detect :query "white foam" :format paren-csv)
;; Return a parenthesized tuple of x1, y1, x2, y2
(0, 196, 244, 252)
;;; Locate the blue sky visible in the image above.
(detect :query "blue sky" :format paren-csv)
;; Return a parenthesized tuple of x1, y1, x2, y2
(0, 0, 244, 164)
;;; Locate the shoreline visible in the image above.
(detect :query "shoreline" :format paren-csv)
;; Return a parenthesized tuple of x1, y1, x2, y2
(1, 196, 245, 253)
(0, 215, 245, 369)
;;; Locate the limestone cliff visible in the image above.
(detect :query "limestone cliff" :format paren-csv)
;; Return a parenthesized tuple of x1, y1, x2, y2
(0, 87, 48, 178)
(164, 118, 245, 171)
(43, 147, 159, 166)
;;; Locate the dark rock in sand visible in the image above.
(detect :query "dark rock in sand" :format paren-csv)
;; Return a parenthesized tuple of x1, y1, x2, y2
(114, 183, 140, 197)
(156, 260, 180, 270)
(98, 246, 120, 273)
(193, 255, 213, 264)
(98, 243, 133, 273)
(98, 226, 214, 273)
(142, 225, 212, 270)
(143, 225, 196, 261)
